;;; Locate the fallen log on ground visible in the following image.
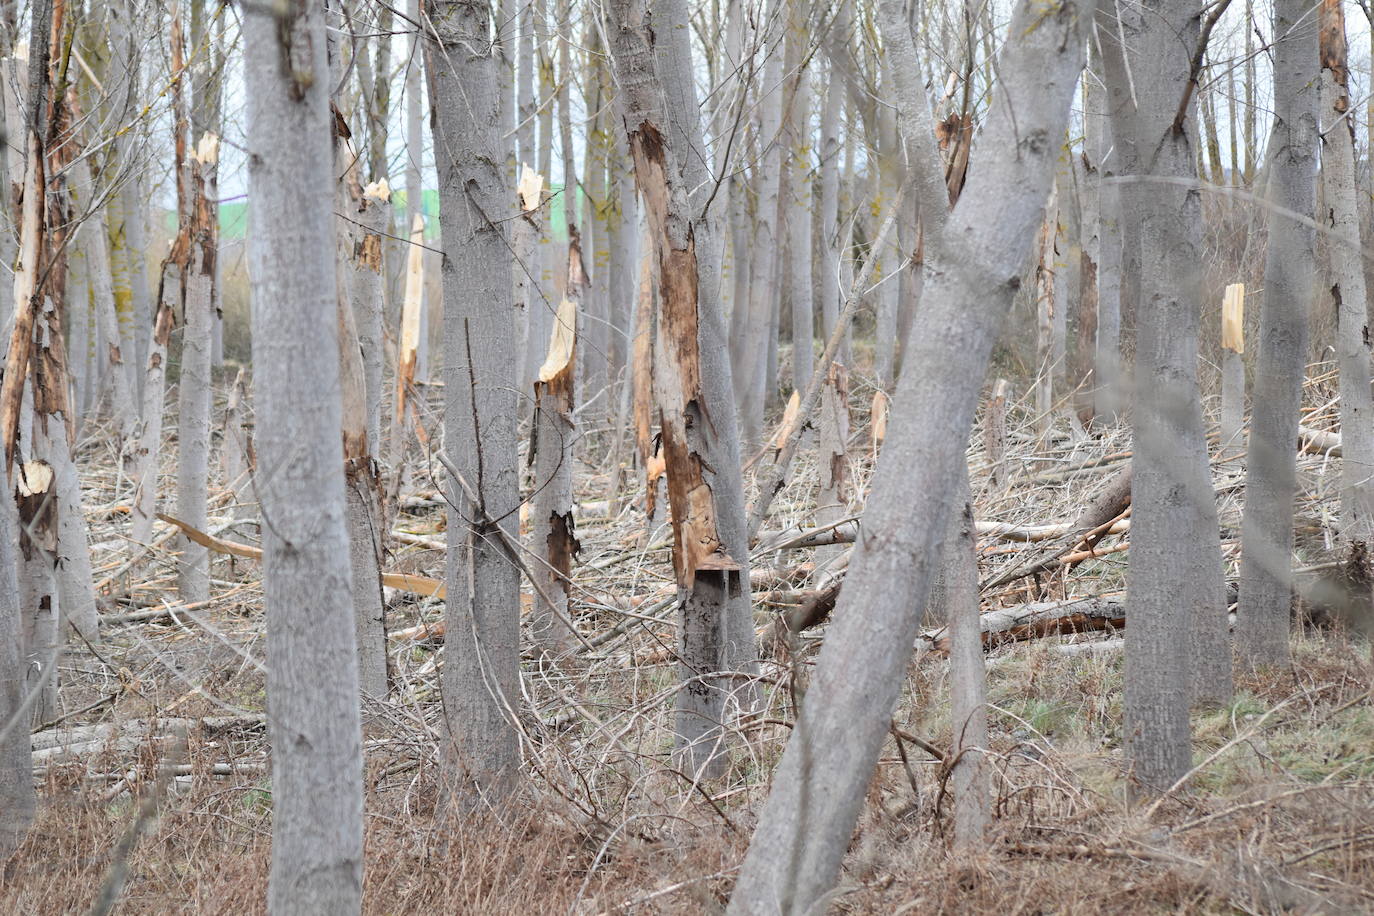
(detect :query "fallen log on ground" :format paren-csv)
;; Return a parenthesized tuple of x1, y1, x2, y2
(980, 464, 1133, 591)
(922, 597, 1126, 654)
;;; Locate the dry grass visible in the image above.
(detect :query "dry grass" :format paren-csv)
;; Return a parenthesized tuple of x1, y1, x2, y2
(4, 362, 1373, 913)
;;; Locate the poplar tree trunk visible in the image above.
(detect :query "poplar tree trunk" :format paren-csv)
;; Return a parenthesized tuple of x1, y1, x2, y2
(426, 0, 523, 802)
(726, 0, 1089, 903)
(608, 0, 758, 779)
(243, 2, 364, 909)
(1101, 0, 1231, 794)
(1318, 0, 1374, 550)
(0, 477, 32, 858)
(1238, 0, 1319, 669)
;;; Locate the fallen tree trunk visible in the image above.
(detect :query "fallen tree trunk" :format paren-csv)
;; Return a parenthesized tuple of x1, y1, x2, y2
(922, 597, 1126, 654)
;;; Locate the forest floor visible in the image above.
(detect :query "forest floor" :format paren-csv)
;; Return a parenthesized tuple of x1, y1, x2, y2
(2, 363, 1373, 913)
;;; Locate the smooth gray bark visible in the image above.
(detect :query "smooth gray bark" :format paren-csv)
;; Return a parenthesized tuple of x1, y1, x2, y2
(1318, 14, 1374, 549)
(1088, 41, 1123, 422)
(1100, 0, 1231, 793)
(1238, 0, 1319, 668)
(243, 3, 365, 911)
(427, 0, 523, 802)
(726, 0, 1089, 904)
(0, 480, 32, 858)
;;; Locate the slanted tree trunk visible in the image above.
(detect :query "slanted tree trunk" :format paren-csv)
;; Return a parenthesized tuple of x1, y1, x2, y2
(1238, 0, 1319, 669)
(243, 1, 364, 909)
(426, 0, 523, 803)
(1101, 0, 1231, 794)
(608, 0, 758, 779)
(1318, 0, 1374, 550)
(725, 0, 1088, 905)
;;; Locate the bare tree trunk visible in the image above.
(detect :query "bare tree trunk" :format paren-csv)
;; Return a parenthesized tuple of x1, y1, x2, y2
(1238, 0, 1319, 669)
(426, 0, 523, 803)
(1088, 42, 1123, 423)
(737, 0, 784, 446)
(787, 11, 814, 394)
(725, 0, 1088, 904)
(0, 474, 32, 858)
(1101, 0, 1231, 794)
(531, 244, 580, 651)
(608, 0, 758, 779)
(817, 69, 843, 349)
(243, 2, 364, 909)
(1319, 0, 1374, 550)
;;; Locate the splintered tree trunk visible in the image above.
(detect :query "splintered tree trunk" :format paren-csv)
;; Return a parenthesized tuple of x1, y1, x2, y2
(1102, 0, 1231, 794)
(531, 244, 581, 651)
(1319, 0, 1374, 550)
(17, 460, 59, 727)
(129, 304, 173, 547)
(725, 0, 1088, 905)
(243, 2, 364, 910)
(1238, 0, 1319, 669)
(175, 128, 218, 606)
(608, 0, 757, 779)
(815, 362, 850, 572)
(331, 103, 388, 703)
(1220, 283, 1246, 462)
(0, 475, 33, 857)
(426, 0, 522, 802)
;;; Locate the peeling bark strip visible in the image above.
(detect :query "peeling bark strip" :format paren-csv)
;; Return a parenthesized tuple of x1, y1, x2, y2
(0, 3, 55, 472)
(627, 120, 738, 586)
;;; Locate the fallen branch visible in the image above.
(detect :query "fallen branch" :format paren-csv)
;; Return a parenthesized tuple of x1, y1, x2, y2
(923, 597, 1126, 654)
(157, 513, 446, 599)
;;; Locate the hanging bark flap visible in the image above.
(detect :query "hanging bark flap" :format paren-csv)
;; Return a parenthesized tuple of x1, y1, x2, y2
(871, 389, 890, 447)
(517, 163, 543, 212)
(399, 212, 426, 364)
(768, 390, 802, 452)
(1222, 282, 1245, 353)
(538, 296, 578, 387)
(16, 459, 57, 558)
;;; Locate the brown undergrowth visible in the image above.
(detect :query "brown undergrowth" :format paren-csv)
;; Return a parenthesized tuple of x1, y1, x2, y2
(4, 363, 1373, 912)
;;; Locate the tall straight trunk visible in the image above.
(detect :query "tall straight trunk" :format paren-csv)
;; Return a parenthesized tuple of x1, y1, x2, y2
(1090, 40, 1123, 423)
(405, 0, 423, 240)
(1238, 0, 1319, 669)
(531, 250, 580, 651)
(608, 0, 758, 779)
(817, 68, 842, 348)
(737, 0, 785, 445)
(328, 41, 390, 702)
(725, 0, 1088, 904)
(175, 130, 216, 606)
(1319, 0, 1374, 548)
(1101, 0, 1231, 794)
(786, 7, 813, 394)
(243, 2, 364, 909)
(129, 305, 173, 547)
(606, 132, 637, 385)
(73, 157, 135, 439)
(426, 0, 523, 802)
(0, 476, 32, 858)
(110, 0, 149, 404)
(67, 243, 91, 419)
